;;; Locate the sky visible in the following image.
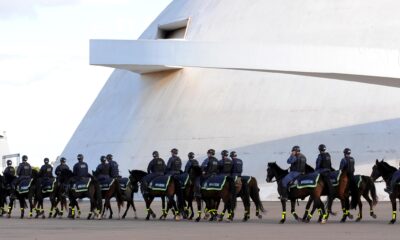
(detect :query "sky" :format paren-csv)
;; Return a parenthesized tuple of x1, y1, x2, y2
(0, 0, 173, 166)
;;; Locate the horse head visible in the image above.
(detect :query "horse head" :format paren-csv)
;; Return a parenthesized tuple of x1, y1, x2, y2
(371, 159, 396, 182)
(128, 170, 147, 184)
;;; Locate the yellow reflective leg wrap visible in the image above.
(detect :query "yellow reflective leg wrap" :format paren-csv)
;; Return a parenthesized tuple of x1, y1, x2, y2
(308, 213, 313, 219)
(281, 211, 286, 219)
(20, 208, 24, 211)
(392, 211, 396, 220)
(146, 208, 150, 213)
(227, 211, 232, 218)
(197, 210, 201, 217)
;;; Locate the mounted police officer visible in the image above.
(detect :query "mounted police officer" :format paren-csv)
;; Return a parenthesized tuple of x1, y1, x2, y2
(230, 151, 243, 178)
(280, 146, 307, 201)
(55, 157, 70, 177)
(142, 151, 166, 195)
(3, 160, 16, 192)
(184, 152, 200, 197)
(95, 155, 110, 182)
(201, 149, 219, 179)
(12, 155, 32, 199)
(39, 158, 53, 179)
(73, 154, 89, 179)
(315, 144, 334, 199)
(218, 150, 233, 176)
(339, 148, 356, 195)
(106, 154, 119, 179)
(166, 148, 182, 175)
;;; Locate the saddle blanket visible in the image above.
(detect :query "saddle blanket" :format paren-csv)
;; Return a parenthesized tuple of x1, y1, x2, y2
(149, 175, 171, 191)
(330, 170, 342, 187)
(241, 176, 252, 184)
(119, 178, 130, 191)
(290, 172, 320, 189)
(72, 178, 91, 192)
(202, 175, 227, 191)
(354, 175, 363, 188)
(99, 178, 115, 191)
(41, 178, 56, 193)
(176, 173, 189, 189)
(393, 171, 400, 185)
(17, 178, 33, 194)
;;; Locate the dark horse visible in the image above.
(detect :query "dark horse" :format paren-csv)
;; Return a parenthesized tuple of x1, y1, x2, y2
(266, 162, 327, 224)
(118, 176, 139, 219)
(128, 170, 184, 220)
(92, 171, 124, 219)
(301, 166, 364, 223)
(33, 176, 67, 219)
(7, 169, 39, 218)
(370, 159, 399, 224)
(58, 169, 102, 220)
(0, 175, 9, 216)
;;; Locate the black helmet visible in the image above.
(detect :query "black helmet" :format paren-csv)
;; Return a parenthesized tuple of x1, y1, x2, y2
(106, 154, 113, 160)
(22, 155, 28, 162)
(291, 146, 300, 152)
(60, 157, 66, 163)
(343, 148, 351, 155)
(318, 144, 326, 152)
(171, 148, 178, 154)
(207, 149, 215, 155)
(77, 154, 84, 161)
(188, 152, 195, 159)
(100, 155, 106, 162)
(230, 151, 237, 158)
(6, 160, 12, 166)
(152, 151, 159, 158)
(44, 158, 49, 164)
(221, 150, 229, 157)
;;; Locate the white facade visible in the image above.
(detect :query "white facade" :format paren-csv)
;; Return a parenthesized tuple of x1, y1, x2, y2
(62, 0, 400, 199)
(0, 131, 10, 170)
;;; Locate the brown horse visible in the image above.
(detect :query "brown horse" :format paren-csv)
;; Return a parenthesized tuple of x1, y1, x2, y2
(118, 177, 138, 219)
(128, 170, 184, 221)
(370, 159, 399, 224)
(266, 162, 327, 224)
(33, 177, 67, 219)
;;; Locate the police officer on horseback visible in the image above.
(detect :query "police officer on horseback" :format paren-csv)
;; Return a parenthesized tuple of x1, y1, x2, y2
(166, 148, 182, 175)
(184, 152, 201, 197)
(281, 146, 307, 201)
(218, 150, 233, 176)
(230, 151, 243, 178)
(3, 160, 16, 193)
(39, 158, 53, 179)
(95, 155, 110, 181)
(55, 157, 70, 177)
(142, 151, 166, 195)
(315, 144, 334, 199)
(339, 148, 357, 195)
(73, 154, 89, 179)
(201, 149, 219, 179)
(106, 154, 119, 179)
(12, 155, 32, 199)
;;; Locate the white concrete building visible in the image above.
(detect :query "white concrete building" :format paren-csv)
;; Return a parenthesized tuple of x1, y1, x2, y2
(62, 0, 400, 199)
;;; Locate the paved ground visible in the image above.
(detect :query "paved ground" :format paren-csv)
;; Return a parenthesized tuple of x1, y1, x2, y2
(1, 200, 400, 240)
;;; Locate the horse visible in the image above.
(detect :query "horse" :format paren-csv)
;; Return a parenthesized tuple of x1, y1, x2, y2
(370, 159, 399, 224)
(128, 170, 185, 221)
(92, 171, 124, 219)
(33, 176, 65, 219)
(301, 167, 366, 222)
(118, 176, 138, 219)
(266, 162, 327, 224)
(7, 169, 39, 219)
(0, 175, 9, 216)
(58, 169, 102, 220)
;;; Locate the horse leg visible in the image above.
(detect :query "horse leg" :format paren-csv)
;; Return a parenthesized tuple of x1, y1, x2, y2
(160, 196, 166, 220)
(76, 202, 81, 218)
(302, 197, 313, 222)
(290, 199, 300, 221)
(363, 193, 377, 219)
(107, 198, 113, 219)
(356, 196, 363, 222)
(218, 204, 227, 222)
(340, 197, 349, 223)
(122, 201, 130, 219)
(169, 195, 180, 221)
(389, 195, 397, 224)
(101, 202, 107, 218)
(7, 198, 14, 218)
(195, 197, 202, 222)
(280, 199, 287, 224)
(132, 200, 138, 219)
(316, 198, 327, 224)
(19, 197, 25, 219)
(241, 191, 251, 222)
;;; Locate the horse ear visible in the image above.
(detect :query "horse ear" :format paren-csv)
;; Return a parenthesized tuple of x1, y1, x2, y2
(128, 170, 132, 174)
(376, 159, 379, 164)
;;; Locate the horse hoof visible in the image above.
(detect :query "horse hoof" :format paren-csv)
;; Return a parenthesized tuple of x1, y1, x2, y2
(320, 219, 327, 224)
(340, 219, 346, 223)
(356, 217, 361, 222)
(389, 219, 396, 224)
(175, 216, 181, 221)
(195, 217, 200, 222)
(257, 215, 262, 219)
(7, 214, 11, 219)
(134, 216, 138, 220)
(348, 214, 354, 220)
(151, 213, 156, 219)
(371, 214, 377, 219)
(42, 215, 46, 219)
(225, 218, 232, 223)
(279, 219, 285, 224)
(108, 215, 112, 219)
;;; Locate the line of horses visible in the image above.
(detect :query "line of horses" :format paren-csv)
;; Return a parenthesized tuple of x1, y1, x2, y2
(0, 160, 399, 224)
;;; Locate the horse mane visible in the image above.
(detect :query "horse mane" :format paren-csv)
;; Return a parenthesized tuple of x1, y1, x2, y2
(190, 166, 202, 176)
(130, 170, 147, 180)
(31, 168, 39, 178)
(267, 162, 288, 175)
(380, 161, 397, 173)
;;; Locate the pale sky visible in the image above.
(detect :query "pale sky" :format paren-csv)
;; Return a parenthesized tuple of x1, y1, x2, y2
(0, 0, 173, 166)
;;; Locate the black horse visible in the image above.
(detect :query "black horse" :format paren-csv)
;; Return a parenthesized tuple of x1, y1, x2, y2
(118, 176, 139, 219)
(266, 162, 327, 224)
(58, 169, 102, 220)
(370, 159, 399, 224)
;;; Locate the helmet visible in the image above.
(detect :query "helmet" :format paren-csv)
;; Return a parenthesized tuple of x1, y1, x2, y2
(77, 154, 84, 161)
(221, 150, 229, 157)
(318, 144, 326, 152)
(207, 149, 215, 155)
(44, 158, 49, 164)
(100, 155, 106, 162)
(106, 154, 113, 160)
(188, 152, 195, 159)
(230, 151, 237, 158)
(22, 155, 28, 162)
(343, 148, 351, 155)
(60, 157, 66, 163)
(171, 148, 178, 154)
(291, 146, 300, 152)
(6, 160, 12, 166)
(152, 151, 159, 158)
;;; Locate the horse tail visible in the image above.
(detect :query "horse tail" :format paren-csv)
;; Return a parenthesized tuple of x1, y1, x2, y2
(114, 179, 124, 208)
(250, 178, 265, 212)
(364, 176, 378, 206)
(173, 177, 185, 210)
(91, 177, 102, 212)
(349, 177, 359, 210)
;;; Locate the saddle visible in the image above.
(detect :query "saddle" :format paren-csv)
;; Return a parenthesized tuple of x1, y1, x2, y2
(241, 176, 252, 184)
(201, 175, 227, 191)
(329, 170, 342, 187)
(176, 173, 189, 189)
(72, 177, 91, 193)
(354, 175, 363, 188)
(41, 178, 56, 193)
(149, 175, 171, 191)
(17, 178, 33, 194)
(98, 177, 115, 191)
(119, 177, 130, 191)
(289, 172, 320, 189)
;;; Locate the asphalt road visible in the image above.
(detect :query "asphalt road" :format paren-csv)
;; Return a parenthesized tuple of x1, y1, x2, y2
(1, 200, 400, 240)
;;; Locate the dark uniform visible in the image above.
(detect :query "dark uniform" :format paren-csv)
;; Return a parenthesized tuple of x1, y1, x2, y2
(3, 161, 16, 189)
(73, 154, 89, 179)
(166, 156, 182, 175)
(95, 156, 110, 181)
(106, 154, 120, 178)
(185, 152, 201, 197)
(218, 155, 233, 176)
(55, 157, 70, 198)
(141, 151, 166, 194)
(315, 144, 334, 199)
(201, 149, 219, 179)
(231, 153, 243, 177)
(281, 146, 306, 200)
(17, 161, 32, 179)
(339, 148, 356, 195)
(55, 160, 70, 177)
(39, 160, 54, 179)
